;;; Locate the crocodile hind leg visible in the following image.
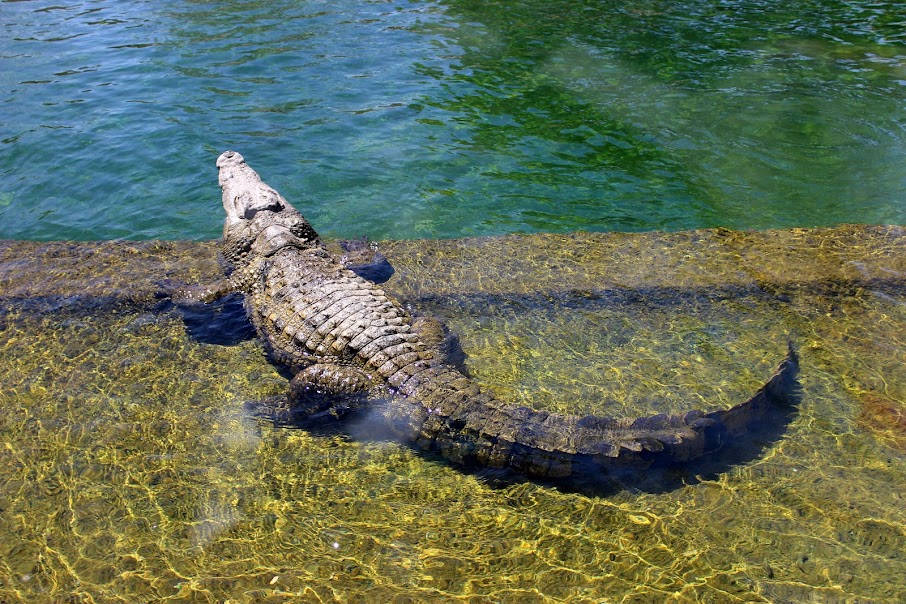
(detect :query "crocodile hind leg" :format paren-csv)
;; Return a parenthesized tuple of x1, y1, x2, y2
(249, 362, 380, 427)
(285, 362, 382, 425)
(411, 316, 467, 372)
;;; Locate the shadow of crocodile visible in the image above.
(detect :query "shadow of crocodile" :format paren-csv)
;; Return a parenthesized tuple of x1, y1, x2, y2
(248, 345, 801, 497)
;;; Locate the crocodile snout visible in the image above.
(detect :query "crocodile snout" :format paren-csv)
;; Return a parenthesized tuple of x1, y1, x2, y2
(218, 150, 286, 221)
(216, 150, 244, 168)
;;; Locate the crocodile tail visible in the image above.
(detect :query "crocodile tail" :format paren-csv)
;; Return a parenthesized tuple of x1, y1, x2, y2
(571, 342, 801, 476)
(702, 341, 800, 441)
(377, 344, 801, 481)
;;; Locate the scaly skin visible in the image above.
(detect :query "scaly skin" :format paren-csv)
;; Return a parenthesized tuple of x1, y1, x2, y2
(195, 150, 800, 480)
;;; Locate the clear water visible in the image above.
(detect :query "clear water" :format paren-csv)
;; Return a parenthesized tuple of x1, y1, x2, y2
(2, 0, 905, 241)
(1, 229, 905, 602)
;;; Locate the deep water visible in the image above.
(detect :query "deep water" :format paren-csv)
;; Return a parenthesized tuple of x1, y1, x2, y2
(2, 0, 905, 241)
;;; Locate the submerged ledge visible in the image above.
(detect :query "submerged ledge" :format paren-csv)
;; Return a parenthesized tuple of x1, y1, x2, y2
(0, 224, 903, 304)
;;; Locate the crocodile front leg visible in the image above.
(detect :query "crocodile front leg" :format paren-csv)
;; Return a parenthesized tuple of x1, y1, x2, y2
(168, 280, 233, 304)
(166, 256, 267, 304)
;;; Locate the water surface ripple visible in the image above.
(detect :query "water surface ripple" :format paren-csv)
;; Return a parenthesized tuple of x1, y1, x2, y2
(1, 0, 905, 240)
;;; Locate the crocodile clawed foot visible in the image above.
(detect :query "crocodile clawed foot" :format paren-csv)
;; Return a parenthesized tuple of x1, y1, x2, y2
(340, 237, 395, 284)
(242, 395, 291, 424)
(242, 394, 340, 428)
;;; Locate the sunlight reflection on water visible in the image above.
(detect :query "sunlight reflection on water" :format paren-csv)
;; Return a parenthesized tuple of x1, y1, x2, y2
(1, 0, 905, 241)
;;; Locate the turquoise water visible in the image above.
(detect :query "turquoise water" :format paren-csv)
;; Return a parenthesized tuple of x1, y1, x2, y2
(2, 0, 905, 241)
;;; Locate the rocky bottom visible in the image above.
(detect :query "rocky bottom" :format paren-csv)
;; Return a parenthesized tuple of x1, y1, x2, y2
(0, 226, 903, 603)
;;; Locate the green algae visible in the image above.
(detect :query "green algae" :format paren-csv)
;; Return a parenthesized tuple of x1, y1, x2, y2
(0, 227, 904, 603)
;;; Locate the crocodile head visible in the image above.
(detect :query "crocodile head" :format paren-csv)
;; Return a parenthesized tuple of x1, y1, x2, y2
(216, 150, 320, 269)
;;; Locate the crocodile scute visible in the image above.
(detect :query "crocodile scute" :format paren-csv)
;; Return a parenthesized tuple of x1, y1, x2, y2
(195, 150, 800, 483)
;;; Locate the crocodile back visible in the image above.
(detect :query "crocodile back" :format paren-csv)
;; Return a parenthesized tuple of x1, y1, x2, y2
(247, 244, 421, 375)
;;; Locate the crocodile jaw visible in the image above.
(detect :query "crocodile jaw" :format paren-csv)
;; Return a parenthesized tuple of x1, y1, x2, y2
(216, 150, 286, 226)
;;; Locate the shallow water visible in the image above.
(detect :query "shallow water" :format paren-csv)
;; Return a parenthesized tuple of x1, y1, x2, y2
(2, 0, 906, 241)
(1, 227, 904, 602)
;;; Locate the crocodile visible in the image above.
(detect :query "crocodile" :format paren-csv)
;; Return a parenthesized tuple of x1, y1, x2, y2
(182, 150, 800, 483)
